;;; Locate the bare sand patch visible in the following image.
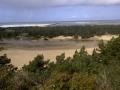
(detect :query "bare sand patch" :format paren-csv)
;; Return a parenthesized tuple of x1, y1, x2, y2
(0, 47, 95, 69)
(48, 35, 118, 41)
(31, 36, 74, 42)
(94, 35, 118, 40)
(31, 35, 118, 42)
(53, 36, 73, 40)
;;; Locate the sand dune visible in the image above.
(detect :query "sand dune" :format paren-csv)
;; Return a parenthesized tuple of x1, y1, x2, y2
(94, 35, 118, 40)
(0, 48, 94, 69)
(52, 36, 73, 40)
(51, 35, 118, 41)
(0, 35, 118, 69)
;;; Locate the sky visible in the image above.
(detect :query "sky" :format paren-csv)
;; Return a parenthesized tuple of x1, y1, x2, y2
(0, 0, 120, 22)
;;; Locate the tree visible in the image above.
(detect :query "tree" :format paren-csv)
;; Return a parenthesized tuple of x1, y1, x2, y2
(22, 54, 49, 73)
(74, 35, 78, 40)
(0, 54, 11, 65)
(0, 54, 17, 90)
(79, 45, 88, 56)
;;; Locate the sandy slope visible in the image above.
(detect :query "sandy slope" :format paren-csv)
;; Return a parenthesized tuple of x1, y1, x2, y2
(0, 48, 93, 68)
(0, 48, 94, 69)
(94, 35, 118, 40)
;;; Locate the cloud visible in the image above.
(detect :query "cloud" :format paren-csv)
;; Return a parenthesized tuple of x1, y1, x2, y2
(1, 0, 120, 9)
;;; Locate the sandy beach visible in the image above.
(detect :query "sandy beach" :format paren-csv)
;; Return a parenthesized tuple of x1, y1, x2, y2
(0, 35, 118, 69)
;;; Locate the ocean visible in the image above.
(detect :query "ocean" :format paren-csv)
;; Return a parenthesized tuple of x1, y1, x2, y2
(0, 20, 120, 28)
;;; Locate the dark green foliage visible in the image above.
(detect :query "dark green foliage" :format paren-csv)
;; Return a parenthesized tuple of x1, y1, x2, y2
(12, 71, 38, 90)
(42, 72, 98, 90)
(0, 54, 17, 90)
(1, 25, 120, 39)
(0, 47, 4, 51)
(96, 36, 120, 89)
(22, 54, 49, 73)
(44, 37, 49, 40)
(73, 35, 78, 40)
(22, 54, 51, 88)
(0, 54, 11, 65)
(0, 36, 2, 41)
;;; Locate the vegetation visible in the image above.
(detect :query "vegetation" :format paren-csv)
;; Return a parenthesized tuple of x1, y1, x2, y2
(0, 47, 4, 51)
(0, 54, 17, 90)
(0, 25, 120, 39)
(1, 25, 120, 89)
(0, 35, 120, 89)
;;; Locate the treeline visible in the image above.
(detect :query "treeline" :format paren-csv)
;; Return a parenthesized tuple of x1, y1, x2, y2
(0, 25, 120, 39)
(1, 35, 120, 89)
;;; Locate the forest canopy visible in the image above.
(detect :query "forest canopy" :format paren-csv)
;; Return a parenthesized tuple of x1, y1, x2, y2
(0, 25, 120, 39)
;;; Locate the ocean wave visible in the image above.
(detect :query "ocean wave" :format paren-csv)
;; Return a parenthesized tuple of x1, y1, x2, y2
(0, 24, 50, 28)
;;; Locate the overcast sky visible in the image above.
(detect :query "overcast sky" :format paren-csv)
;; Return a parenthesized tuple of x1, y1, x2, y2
(0, 0, 120, 22)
